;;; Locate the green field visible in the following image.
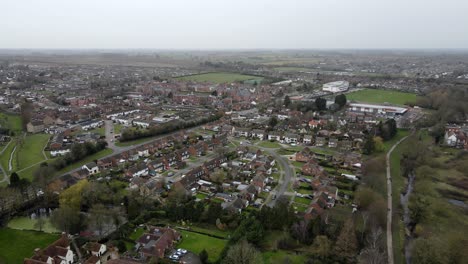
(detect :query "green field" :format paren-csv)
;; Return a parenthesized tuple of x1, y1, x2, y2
(175, 72, 263, 84)
(178, 230, 228, 262)
(346, 89, 420, 105)
(16, 134, 50, 169)
(0, 228, 58, 264)
(274, 67, 315, 72)
(7, 217, 59, 233)
(0, 112, 22, 132)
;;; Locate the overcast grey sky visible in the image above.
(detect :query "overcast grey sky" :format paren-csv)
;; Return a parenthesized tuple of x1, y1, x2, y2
(1, 0, 467, 49)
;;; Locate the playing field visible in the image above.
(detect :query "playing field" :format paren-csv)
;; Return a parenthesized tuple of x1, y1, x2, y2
(177, 230, 228, 262)
(175, 72, 263, 84)
(0, 228, 58, 264)
(346, 88, 419, 105)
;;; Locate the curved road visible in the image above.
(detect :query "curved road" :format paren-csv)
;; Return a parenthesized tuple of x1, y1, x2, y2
(386, 134, 411, 264)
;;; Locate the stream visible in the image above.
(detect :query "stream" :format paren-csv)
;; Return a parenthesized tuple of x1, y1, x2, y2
(401, 172, 415, 264)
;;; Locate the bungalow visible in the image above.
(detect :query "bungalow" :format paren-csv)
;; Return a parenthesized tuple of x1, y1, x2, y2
(126, 162, 149, 178)
(284, 133, 299, 144)
(303, 135, 312, 145)
(82, 162, 99, 175)
(50, 148, 71, 157)
(235, 127, 250, 138)
(222, 197, 247, 213)
(80, 120, 103, 131)
(267, 131, 282, 141)
(315, 137, 327, 147)
(133, 119, 151, 128)
(328, 138, 338, 148)
(251, 129, 265, 140)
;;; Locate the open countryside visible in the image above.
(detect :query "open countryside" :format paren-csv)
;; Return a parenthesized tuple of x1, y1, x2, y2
(175, 72, 264, 84)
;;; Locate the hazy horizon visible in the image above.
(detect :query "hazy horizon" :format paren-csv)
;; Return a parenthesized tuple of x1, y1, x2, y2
(1, 0, 467, 50)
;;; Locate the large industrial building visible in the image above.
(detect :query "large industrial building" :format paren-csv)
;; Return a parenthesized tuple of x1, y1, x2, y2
(322, 81, 349, 93)
(348, 103, 408, 116)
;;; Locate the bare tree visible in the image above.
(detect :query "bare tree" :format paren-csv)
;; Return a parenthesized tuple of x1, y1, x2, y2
(34, 217, 46, 232)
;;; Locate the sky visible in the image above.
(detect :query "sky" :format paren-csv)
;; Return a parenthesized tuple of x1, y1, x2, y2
(1, 0, 467, 49)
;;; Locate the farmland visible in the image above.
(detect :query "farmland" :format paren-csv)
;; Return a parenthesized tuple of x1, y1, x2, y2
(175, 72, 263, 84)
(346, 88, 420, 105)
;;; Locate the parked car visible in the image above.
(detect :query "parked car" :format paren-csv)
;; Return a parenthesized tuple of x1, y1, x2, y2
(177, 248, 188, 254)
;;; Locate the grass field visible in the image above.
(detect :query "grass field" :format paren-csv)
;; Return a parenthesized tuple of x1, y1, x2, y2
(16, 134, 50, 169)
(346, 89, 420, 105)
(0, 141, 16, 174)
(7, 217, 58, 233)
(0, 228, 58, 264)
(175, 72, 263, 84)
(0, 112, 22, 132)
(177, 230, 228, 262)
(274, 67, 315, 72)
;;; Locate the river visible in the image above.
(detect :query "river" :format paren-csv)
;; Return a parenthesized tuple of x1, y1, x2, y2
(400, 172, 415, 264)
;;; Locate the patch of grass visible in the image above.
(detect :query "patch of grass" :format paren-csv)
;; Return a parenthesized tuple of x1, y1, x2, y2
(258, 141, 281, 148)
(175, 72, 263, 84)
(294, 196, 311, 205)
(346, 88, 420, 106)
(0, 228, 58, 264)
(87, 127, 105, 136)
(383, 129, 410, 152)
(262, 250, 308, 264)
(129, 227, 145, 241)
(7, 217, 58, 233)
(114, 124, 124, 134)
(177, 230, 228, 262)
(0, 140, 16, 174)
(17, 134, 50, 169)
(274, 67, 315, 72)
(0, 112, 22, 132)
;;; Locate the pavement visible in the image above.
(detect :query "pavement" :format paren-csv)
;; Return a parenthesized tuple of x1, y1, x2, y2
(386, 133, 411, 264)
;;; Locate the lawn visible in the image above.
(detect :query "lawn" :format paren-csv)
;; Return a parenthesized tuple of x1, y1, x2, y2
(16, 133, 50, 169)
(0, 112, 22, 132)
(0, 228, 58, 264)
(294, 196, 312, 205)
(87, 127, 105, 136)
(114, 124, 124, 134)
(129, 227, 145, 241)
(262, 250, 307, 264)
(177, 230, 228, 262)
(346, 88, 420, 106)
(7, 217, 58, 233)
(258, 141, 281, 148)
(274, 67, 315, 72)
(175, 72, 263, 84)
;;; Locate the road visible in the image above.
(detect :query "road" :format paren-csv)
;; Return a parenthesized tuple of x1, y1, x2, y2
(234, 139, 296, 207)
(386, 134, 411, 264)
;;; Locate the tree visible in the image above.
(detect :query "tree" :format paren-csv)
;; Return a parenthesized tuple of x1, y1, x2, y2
(284, 95, 291, 107)
(211, 90, 218, 96)
(334, 218, 358, 263)
(315, 97, 327, 111)
(88, 203, 112, 236)
(311, 235, 332, 260)
(210, 169, 226, 184)
(412, 238, 448, 264)
(223, 240, 263, 264)
(34, 217, 46, 232)
(358, 227, 386, 264)
(363, 135, 375, 155)
(335, 94, 347, 107)
(269, 116, 278, 128)
(9, 172, 20, 188)
(373, 137, 385, 152)
(199, 249, 209, 264)
(168, 92, 173, 99)
(50, 206, 84, 234)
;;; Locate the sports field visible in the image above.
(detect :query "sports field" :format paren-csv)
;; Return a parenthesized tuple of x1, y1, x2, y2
(175, 72, 263, 84)
(346, 88, 419, 105)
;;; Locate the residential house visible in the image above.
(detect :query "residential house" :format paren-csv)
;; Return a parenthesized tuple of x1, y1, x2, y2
(82, 162, 99, 175)
(136, 227, 181, 260)
(23, 233, 74, 264)
(27, 121, 45, 133)
(267, 131, 282, 141)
